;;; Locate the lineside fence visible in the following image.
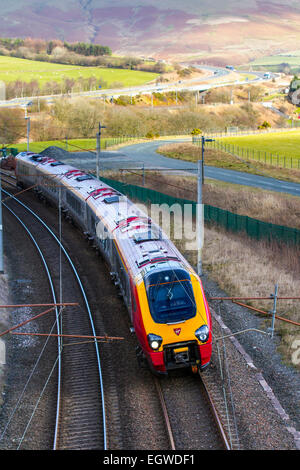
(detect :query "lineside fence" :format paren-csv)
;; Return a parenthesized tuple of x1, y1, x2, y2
(193, 135, 300, 170)
(202, 125, 300, 139)
(100, 176, 300, 246)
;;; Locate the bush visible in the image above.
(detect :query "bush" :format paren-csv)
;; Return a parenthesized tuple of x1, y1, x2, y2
(145, 131, 155, 139)
(114, 95, 135, 106)
(258, 120, 271, 129)
(191, 128, 202, 135)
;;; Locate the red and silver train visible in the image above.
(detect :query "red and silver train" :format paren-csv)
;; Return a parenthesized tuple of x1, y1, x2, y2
(13, 151, 212, 375)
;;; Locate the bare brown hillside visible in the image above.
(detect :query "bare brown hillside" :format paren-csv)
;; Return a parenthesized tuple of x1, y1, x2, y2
(2, 1, 300, 63)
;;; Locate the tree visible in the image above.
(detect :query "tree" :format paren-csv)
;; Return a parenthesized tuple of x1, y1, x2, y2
(0, 108, 26, 146)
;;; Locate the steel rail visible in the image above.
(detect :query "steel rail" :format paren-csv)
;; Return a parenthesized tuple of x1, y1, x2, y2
(0, 202, 62, 447)
(199, 373, 231, 450)
(154, 377, 176, 450)
(0, 170, 16, 179)
(1, 186, 107, 450)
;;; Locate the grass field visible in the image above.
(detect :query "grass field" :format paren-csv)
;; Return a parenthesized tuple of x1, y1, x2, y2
(157, 141, 300, 183)
(217, 130, 300, 169)
(15, 136, 135, 153)
(250, 55, 300, 66)
(249, 55, 300, 72)
(0, 56, 158, 88)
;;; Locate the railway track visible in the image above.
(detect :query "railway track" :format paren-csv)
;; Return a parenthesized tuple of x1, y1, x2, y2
(1, 170, 237, 450)
(154, 371, 233, 450)
(1, 179, 107, 450)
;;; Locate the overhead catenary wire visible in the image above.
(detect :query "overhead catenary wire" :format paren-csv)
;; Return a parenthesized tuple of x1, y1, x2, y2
(17, 354, 60, 450)
(118, 168, 196, 195)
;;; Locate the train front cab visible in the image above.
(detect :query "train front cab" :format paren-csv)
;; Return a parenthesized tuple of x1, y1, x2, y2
(134, 265, 212, 375)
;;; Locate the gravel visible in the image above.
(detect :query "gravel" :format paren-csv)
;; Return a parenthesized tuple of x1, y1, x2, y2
(203, 273, 300, 449)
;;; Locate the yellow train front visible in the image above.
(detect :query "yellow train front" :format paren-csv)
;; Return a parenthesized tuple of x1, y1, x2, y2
(133, 264, 212, 375)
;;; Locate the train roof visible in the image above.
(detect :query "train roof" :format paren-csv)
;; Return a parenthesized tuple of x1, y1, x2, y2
(16, 152, 195, 283)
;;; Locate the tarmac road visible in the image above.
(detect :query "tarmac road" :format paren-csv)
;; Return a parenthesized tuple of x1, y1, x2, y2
(62, 140, 300, 198)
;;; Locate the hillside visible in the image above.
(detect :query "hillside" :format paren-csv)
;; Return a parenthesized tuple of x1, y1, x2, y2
(2, 1, 300, 63)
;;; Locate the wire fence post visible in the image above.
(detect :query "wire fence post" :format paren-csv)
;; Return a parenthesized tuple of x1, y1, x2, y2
(96, 132, 100, 180)
(270, 284, 278, 338)
(26, 117, 30, 152)
(96, 122, 106, 180)
(197, 159, 203, 276)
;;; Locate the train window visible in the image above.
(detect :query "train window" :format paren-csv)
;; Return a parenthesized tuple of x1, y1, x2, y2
(19, 163, 30, 176)
(66, 192, 82, 215)
(89, 213, 97, 233)
(132, 288, 137, 312)
(145, 269, 196, 324)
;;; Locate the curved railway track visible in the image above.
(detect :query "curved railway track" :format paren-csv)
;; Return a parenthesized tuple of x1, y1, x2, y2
(0, 202, 62, 449)
(1, 177, 107, 450)
(1, 170, 235, 450)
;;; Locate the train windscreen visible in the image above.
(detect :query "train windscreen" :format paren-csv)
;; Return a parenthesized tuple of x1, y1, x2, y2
(145, 268, 196, 324)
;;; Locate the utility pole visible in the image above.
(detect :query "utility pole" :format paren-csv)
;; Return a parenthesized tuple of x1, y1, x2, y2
(201, 136, 215, 184)
(201, 136, 205, 184)
(26, 117, 30, 151)
(197, 158, 203, 276)
(96, 122, 106, 180)
(197, 136, 215, 276)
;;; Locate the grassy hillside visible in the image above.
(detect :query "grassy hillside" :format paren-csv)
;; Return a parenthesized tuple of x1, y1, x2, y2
(249, 55, 300, 73)
(219, 130, 300, 159)
(0, 56, 158, 88)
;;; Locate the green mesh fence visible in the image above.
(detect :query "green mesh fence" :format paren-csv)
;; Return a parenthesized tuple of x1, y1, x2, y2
(100, 177, 300, 246)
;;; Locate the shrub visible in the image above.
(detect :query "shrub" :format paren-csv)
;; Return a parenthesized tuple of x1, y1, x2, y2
(145, 131, 155, 139)
(191, 128, 202, 135)
(258, 120, 271, 129)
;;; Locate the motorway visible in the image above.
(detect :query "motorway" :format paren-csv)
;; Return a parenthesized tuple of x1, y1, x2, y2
(57, 139, 300, 198)
(0, 65, 269, 109)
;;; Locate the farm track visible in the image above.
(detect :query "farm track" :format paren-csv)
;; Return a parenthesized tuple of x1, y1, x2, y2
(0, 171, 236, 450)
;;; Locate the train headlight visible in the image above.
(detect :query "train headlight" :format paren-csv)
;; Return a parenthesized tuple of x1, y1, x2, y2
(195, 325, 209, 343)
(147, 334, 163, 351)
